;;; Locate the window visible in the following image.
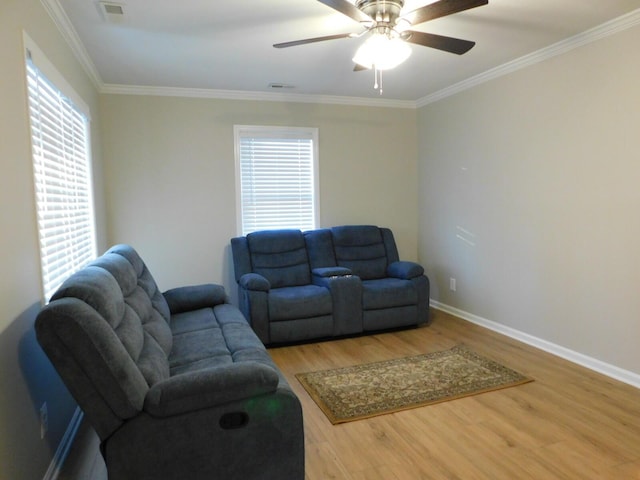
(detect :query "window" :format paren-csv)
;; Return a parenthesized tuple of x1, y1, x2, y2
(235, 125, 319, 235)
(25, 40, 97, 302)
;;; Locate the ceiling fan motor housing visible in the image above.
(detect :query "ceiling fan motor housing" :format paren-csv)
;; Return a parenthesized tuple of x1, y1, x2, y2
(356, 0, 405, 33)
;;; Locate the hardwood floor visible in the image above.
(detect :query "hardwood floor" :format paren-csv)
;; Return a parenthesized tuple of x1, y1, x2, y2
(59, 309, 640, 479)
(273, 309, 640, 479)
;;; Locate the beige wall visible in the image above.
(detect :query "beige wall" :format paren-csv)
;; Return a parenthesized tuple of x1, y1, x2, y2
(417, 25, 640, 374)
(0, 1, 105, 478)
(7, 0, 640, 474)
(100, 95, 419, 296)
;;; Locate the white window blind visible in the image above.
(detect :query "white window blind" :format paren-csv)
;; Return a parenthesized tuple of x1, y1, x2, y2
(26, 50, 97, 302)
(235, 126, 319, 235)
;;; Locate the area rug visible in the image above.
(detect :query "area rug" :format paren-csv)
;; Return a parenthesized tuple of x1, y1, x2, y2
(295, 344, 533, 424)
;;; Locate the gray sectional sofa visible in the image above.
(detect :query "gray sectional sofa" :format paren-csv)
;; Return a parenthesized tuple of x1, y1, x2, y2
(231, 225, 430, 345)
(35, 244, 304, 480)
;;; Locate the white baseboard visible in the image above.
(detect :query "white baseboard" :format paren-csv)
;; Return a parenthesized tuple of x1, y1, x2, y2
(43, 407, 83, 480)
(431, 300, 640, 389)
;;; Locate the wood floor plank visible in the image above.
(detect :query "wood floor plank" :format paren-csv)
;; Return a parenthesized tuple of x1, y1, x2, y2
(349, 466, 402, 480)
(268, 309, 640, 480)
(610, 459, 640, 479)
(304, 442, 353, 480)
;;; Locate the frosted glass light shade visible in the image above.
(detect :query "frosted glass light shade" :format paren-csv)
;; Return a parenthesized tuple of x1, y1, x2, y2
(352, 34, 412, 70)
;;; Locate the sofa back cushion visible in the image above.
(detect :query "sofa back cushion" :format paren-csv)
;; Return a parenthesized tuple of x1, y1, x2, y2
(304, 228, 337, 269)
(246, 230, 311, 288)
(91, 246, 173, 386)
(35, 245, 172, 439)
(331, 225, 388, 280)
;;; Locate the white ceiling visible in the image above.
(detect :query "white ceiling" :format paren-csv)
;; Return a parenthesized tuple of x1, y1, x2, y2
(56, 0, 640, 102)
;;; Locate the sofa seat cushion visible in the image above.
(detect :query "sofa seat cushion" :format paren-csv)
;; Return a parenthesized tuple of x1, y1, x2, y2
(170, 307, 219, 335)
(268, 285, 332, 321)
(362, 278, 417, 310)
(169, 304, 271, 376)
(169, 323, 231, 373)
(169, 355, 233, 376)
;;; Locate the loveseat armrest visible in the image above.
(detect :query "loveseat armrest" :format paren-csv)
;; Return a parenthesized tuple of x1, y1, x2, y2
(163, 284, 227, 314)
(311, 267, 354, 289)
(239, 273, 270, 292)
(387, 261, 424, 280)
(144, 362, 279, 417)
(312, 266, 352, 278)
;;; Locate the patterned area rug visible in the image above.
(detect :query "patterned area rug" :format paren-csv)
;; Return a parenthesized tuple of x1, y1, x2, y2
(296, 345, 533, 424)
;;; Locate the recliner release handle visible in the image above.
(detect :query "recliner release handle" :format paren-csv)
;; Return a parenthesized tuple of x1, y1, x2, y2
(219, 411, 249, 430)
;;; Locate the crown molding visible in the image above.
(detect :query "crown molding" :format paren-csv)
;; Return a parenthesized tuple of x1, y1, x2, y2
(41, 0, 412, 108)
(416, 7, 640, 108)
(100, 84, 417, 109)
(40, 0, 103, 90)
(41, 0, 639, 110)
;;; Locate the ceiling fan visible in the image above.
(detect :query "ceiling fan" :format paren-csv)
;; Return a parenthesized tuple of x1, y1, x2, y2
(274, 0, 488, 92)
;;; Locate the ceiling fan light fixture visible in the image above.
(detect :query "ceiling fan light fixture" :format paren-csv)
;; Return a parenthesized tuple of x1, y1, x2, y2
(394, 17, 411, 33)
(352, 34, 412, 70)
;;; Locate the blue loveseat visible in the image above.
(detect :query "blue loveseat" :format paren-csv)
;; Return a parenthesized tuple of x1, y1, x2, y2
(231, 225, 430, 345)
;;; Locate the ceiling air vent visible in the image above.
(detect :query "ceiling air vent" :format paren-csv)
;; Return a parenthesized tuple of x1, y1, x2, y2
(269, 83, 295, 89)
(98, 2, 125, 22)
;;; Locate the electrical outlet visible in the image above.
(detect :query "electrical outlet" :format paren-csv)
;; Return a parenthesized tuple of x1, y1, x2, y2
(40, 402, 48, 439)
(449, 277, 457, 292)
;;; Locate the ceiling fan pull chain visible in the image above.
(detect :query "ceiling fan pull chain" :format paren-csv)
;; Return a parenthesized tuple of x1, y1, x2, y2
(373, 67, 383, 95)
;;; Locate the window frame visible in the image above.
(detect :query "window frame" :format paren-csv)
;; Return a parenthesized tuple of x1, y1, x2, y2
(24, 33, 97, 303)
(234, 125, 320, 236)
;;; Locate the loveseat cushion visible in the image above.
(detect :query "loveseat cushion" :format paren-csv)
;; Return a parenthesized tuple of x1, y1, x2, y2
(332, 225, 388, 280)
(247, 230, 311, 288)
(304, 228, 337, 268)
(362, 278, 418, 309)
(268, 285, 332, 321)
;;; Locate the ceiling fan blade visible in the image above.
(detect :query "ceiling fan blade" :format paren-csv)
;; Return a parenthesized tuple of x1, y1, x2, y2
(317, 0, 373, 23)
(401, 0, 488, 27)
(353, 63, 369, 72)
(404, 31, 475, 55)
(274, 33, 354, 48)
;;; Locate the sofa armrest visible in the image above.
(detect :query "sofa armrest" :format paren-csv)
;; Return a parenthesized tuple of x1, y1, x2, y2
(239, 273, 270, 292)
(312, 267, 352, 278)
(163, 284, 227, 314)
(144, 362, 280, 417)
(387, 261, 424, 280)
